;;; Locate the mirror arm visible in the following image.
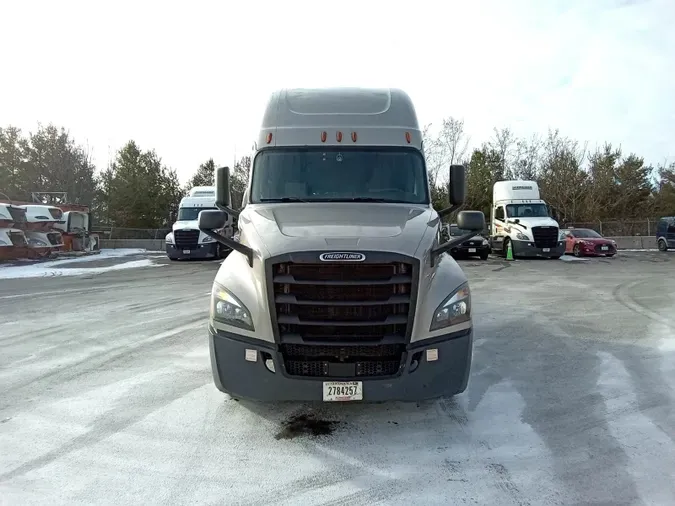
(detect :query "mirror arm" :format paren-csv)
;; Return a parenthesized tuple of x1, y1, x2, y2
(430, 232, 479, 268)
(216, 202, 239, 219)
(201, 229, 254, 267)
(437, 203, 462, 220)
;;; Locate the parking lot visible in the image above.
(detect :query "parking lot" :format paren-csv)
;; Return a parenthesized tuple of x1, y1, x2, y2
(1, 251, 674, 505)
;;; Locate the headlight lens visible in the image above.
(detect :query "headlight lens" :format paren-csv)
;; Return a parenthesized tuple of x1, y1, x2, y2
(165, 233, 174, 244)
(211, 282, 254, 331)
(430, 282, 471, 332)
(28, 238, 49, 247)
(202, 235, 214, 243)
(516, 232, 528, 241)
(482, 238, 489, 245)
(558, 230, 566, 240)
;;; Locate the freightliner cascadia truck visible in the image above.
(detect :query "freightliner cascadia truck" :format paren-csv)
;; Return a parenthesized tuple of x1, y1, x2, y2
(490, 180, 566, 259)
(197, 87, 485, 402)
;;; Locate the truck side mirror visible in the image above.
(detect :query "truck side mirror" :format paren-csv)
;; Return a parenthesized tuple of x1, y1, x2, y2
(448, 164, 466, 206)
(216, 166, 232, 209)
(456, 210, 486, 232)
(198, 210, 229, 230)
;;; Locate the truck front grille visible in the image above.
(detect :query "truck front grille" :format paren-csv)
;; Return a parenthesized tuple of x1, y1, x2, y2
(47, 232, 62, 245)
(8, 231, 27, 246)
(531, 226, 558, 248)
(174, 229, 199, 248)
(269, 256, 417, 379)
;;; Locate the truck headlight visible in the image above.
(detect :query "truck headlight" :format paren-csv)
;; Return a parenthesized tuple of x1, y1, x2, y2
(516, 232, 528, 241)
(482, 238, 489, 245)
(165, 233, 174, 244)
(430, 282, 471, 332)
(211, 282, 254, 331)
(202, 235, 214, 243)
(558, 230, 566, 240)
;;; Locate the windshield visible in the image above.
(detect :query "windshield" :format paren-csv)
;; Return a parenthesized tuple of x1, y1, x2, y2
(450, 226, 473, 236)
(505, 203, 550, 218)
(250, 147, 429, 204)
(177, 207, 217, 221)
(570, 229, 602, 238)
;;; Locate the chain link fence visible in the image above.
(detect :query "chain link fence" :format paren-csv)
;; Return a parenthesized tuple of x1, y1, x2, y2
(562, 219, 661, 237)
(94, 227, 171, 240)
(101, 220, 661, 241)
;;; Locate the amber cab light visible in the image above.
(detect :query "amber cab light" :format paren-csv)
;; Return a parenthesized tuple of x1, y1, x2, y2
(266, 133, 273, 144)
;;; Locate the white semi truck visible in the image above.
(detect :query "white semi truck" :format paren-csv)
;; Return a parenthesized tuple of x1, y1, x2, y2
(165, 186, 234, 260)
(197, 87, 486, 402)
(489, 180, 566, 259)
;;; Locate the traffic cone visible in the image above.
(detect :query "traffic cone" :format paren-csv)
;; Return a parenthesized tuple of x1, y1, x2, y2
(506, 241, 514, 261)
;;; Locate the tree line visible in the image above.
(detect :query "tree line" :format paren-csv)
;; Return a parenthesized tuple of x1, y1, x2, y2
(0, 124, 251, 229)
(1, 121, 673, 230)
(423, 119, 675, 226)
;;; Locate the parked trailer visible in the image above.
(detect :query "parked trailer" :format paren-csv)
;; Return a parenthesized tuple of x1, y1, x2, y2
(197, 87, 486, 402)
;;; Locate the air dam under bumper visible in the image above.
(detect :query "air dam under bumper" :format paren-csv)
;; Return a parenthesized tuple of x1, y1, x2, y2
(209, 327, 473, 402)
(512, 240, 566, 258)
(166, 242, 218, 259)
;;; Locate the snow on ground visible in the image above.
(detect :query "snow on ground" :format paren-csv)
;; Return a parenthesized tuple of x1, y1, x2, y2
(0, 249, 164, 279)
(0, 252, 674, 505)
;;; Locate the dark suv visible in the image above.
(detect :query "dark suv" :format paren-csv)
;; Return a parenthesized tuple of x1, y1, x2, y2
(444, 224, 491, 260)
(656, 216, 675, 252)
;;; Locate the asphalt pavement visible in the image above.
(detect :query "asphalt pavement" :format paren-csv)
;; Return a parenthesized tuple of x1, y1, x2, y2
(1, 251, 674, 505)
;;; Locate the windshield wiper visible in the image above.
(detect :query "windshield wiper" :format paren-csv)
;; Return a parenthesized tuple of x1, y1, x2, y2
(320, 197, 407, 203)
(258, 197, 308, 203)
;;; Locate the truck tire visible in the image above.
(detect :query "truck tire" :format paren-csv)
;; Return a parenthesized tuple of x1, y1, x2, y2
(479, 251, 489, 260)
(658, 238, 668, 252)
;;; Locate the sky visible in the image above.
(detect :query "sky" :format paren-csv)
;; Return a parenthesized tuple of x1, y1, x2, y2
(1, 0, 674, 184)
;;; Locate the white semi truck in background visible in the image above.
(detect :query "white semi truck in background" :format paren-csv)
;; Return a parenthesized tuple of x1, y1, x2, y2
(489, 180, 566, 259)
(165, 186, 234, 260)
(196, 87, 486, 403)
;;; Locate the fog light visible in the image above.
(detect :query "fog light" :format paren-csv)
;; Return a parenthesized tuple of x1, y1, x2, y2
(264, 358, 275, 372)
(245, 349, 257, 362)
(426, 349, 439, 362)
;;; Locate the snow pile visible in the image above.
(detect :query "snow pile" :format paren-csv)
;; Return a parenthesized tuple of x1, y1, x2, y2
(0, 249, 164, 279)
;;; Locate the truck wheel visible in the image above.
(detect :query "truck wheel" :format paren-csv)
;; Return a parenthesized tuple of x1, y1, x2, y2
(573, 244, 583, 257)
(550, 255, 561, 260)
(658, 239, 668, 252)
(169, 257, 178, 261)
(479, 252, 489, 260)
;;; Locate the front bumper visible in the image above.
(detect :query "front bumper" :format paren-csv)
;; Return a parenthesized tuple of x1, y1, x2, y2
(451, 242, 490, 257)
(166, 242, 218, 259)
(208, 326, 473, 402)
(512, 240, 566, 258)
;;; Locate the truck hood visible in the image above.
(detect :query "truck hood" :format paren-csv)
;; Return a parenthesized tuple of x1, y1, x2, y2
(243, 203, 435, 258)
(510, 217, 559, 229)
(172, 220, 200, 231)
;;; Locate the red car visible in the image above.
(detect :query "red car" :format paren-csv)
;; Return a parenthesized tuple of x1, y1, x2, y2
(562, 228, 617, 257)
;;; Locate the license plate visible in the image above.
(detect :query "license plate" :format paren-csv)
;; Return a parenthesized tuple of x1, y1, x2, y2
(323, 381, 363, 402)
(601, 246, 608, 250)
(183, 249, 191, 254)
(543, 248, 550, 252)
(468, 248, 476, 253)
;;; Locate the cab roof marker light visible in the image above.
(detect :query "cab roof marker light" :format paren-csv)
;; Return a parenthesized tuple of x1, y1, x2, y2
(405, 132, 411, 144)
(351, 132, 357, 142)
(336, 131, 343, 142)
(321, 131, 327, 142)
(266, 133, 273, 144)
